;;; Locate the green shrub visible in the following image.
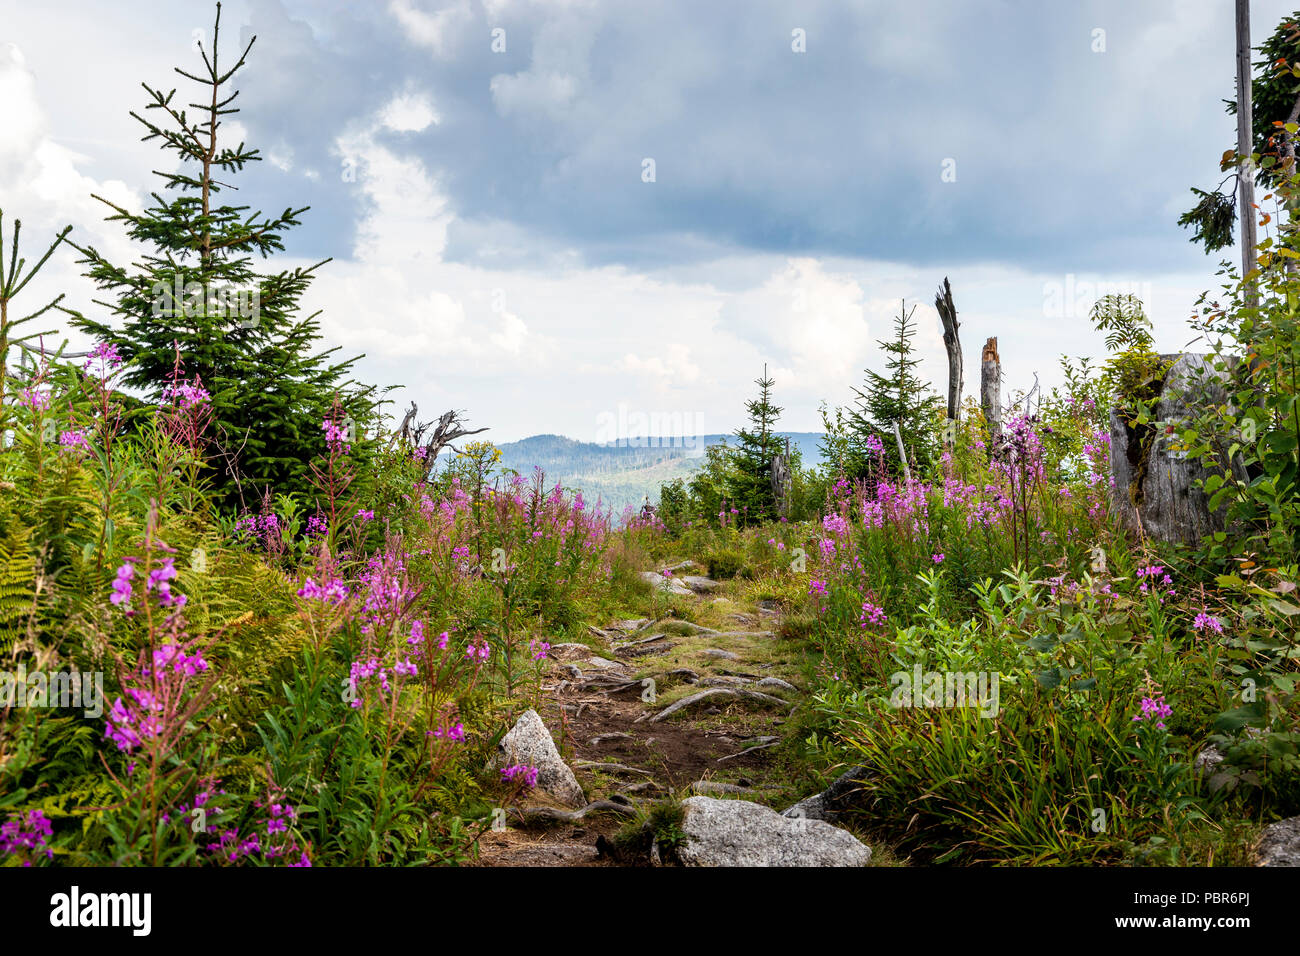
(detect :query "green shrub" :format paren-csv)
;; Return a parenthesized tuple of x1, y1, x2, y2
(706, 548, 744, 579)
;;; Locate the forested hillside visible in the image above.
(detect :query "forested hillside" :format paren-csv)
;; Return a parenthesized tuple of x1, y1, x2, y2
(490, 432, 824, 513)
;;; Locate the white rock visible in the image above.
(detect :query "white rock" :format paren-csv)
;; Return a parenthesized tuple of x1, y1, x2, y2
(678, 796, 871, 867)
(496, 709, 586, 808)
(640, 571, 693, 596)
(1257, 816, 1300, 867)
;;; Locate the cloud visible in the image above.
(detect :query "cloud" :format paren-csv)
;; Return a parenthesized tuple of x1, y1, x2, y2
(716, 258, 878, 399)
(620, 343, 701, 387)
(387, 0, 472, 57)
(0, 43, 140, 340)
(380, 90, 439, 132)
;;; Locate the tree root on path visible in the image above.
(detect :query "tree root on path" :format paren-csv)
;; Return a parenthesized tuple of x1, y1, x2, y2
(509, 800, 640, 828)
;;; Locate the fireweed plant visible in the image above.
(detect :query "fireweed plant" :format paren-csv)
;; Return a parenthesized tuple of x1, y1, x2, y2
(0, 321, 643, 867)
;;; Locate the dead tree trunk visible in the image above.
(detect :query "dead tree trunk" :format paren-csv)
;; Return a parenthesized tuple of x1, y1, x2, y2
(980, 336, 1002, 444)
(935, 277, 962, 423)
(1236, 0, 1258, 305)
(1108, 353, 1247, 545)
(769, 436, 792, 519)
(393, 402, 489, 464)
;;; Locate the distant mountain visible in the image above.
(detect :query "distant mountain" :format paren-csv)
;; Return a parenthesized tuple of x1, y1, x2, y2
(478, 432, 824, 514)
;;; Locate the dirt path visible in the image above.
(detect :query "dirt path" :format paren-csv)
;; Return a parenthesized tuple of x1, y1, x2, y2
(475, 561, 806, 866)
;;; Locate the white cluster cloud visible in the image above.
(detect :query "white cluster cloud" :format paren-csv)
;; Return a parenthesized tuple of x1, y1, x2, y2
(620, 342, 702, 387)
(387, 0, 472, 57)
(380, 90, 439, 133)
(716, 258, 878, 398)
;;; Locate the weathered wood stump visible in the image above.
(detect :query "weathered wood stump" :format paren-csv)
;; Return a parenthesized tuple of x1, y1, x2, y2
(770, 436, 792, 519)
(1108, 353, 1245, 545)
(980, 337, 1002, 443)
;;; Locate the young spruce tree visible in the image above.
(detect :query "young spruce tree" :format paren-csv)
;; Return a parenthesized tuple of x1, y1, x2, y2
(731, 364, 783, 523)
(848, 301, 943, 477)
(65, 3, 376, 508)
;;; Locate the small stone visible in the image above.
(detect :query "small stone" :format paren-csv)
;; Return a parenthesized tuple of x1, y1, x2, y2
(588, 732, 634, 746)
(700, 676, 751, 687)
(681, 575, 722, 593)
(782, 765, 873, 822)
(691, 780, 750, 795)
(1256, 816, 1300, 867)
(755, 677, 797, 692)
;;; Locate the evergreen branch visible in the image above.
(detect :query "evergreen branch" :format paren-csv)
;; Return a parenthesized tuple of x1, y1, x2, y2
(4, 215, 21, 291)
(172, 67, 210, 84)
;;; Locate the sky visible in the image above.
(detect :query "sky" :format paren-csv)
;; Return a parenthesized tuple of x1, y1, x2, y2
(1, 0, 1291, 443)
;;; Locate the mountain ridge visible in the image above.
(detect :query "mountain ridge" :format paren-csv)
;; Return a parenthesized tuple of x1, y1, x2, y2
(475, 432, 825, 513)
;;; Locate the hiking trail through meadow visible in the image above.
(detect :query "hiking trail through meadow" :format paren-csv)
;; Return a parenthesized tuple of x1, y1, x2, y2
(474, 559, 818, 866)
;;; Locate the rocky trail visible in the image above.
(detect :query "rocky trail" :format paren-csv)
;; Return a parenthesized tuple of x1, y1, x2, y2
(474, 561, 877, 867)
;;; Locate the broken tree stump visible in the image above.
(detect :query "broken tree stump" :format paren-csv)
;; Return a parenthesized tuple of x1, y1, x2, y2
(980, 336, 1002, 444)
(1108, 353, 1247, 545)
(770, 436, 792, 519)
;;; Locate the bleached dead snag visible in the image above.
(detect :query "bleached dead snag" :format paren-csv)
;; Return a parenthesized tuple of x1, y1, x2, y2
(980, 336, 1002, 444)
(648, 687, 792, 722)
(1108, 353, 1247, 545)
(393, 403, 489, 461)
(1235, 0, 1258, 305)
(935, 276, 963, 426)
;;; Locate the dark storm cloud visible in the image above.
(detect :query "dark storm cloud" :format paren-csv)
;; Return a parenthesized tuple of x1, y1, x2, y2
(195, 0, 1278, 275)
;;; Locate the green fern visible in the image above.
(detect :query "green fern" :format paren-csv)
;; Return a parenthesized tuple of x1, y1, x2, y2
(0, 519, 36, 654)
